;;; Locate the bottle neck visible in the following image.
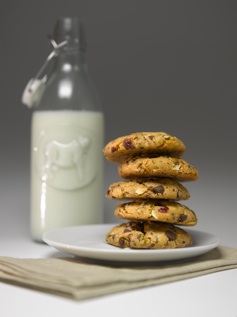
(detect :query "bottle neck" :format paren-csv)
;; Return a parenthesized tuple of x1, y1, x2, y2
(32, 17, 102, 111)
(54, 17, 87, 70)
(57, 48, 87, 71)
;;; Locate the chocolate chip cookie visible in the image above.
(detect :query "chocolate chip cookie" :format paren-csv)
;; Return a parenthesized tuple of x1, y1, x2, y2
(106, 178, 190, 200)
(118, 156, 199, 181)
(103, 132, 186, 162)
(114, 199, 197, 226)
(106, 221, 192, 249)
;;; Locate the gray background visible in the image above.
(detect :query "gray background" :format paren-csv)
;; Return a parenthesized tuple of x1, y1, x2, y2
(0, 0, 236, 245)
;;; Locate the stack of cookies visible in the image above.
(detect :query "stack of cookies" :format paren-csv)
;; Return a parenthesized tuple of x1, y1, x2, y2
(103, 132, 199, 249)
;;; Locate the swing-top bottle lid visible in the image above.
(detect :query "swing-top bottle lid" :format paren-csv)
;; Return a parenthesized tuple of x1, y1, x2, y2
(54, 17, 86, 51)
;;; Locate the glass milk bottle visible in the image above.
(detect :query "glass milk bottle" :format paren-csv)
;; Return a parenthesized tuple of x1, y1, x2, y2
(23, 17, 104, 241)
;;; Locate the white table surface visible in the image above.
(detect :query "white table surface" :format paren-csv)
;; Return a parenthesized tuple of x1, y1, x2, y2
(1, 220, 237, 317)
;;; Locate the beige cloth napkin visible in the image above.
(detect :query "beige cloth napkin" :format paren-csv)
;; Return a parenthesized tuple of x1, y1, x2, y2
(1, 246, 237, 300)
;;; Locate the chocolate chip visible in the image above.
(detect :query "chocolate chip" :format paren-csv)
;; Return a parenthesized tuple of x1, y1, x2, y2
(153, 185, 165, 194)
(178, 214, 188, 222)
(124, 228, 132, 233)
(119, 238, 126, 248)
(166, 230, 177, 241)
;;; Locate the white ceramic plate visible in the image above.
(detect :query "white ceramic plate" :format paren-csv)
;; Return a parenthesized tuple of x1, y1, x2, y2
(43, 224, 220, 264)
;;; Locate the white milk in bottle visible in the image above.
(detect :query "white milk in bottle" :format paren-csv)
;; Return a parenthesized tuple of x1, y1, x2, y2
(31, 110, 104, 240)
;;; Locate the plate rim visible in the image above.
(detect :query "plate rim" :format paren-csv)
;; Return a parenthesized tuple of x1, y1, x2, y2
(43, 223, 220, 263)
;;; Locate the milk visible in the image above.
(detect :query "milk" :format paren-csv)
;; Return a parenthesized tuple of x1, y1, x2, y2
(30, 110, 104, 241)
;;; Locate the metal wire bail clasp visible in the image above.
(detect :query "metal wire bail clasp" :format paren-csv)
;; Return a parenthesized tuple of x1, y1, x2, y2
(21, 37, 68, 108)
